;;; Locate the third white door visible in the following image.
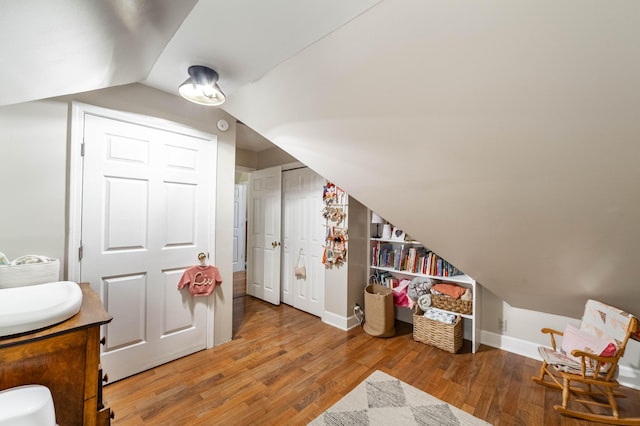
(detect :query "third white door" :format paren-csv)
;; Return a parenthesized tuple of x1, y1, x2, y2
(281, 167, 326, 316)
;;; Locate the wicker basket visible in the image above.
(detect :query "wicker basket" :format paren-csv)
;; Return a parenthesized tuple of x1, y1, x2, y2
(430, 294, 472, 315)
(413, 307, 463, 353)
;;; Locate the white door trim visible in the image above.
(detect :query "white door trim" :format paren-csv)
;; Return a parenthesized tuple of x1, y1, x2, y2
(233, 183, 248, 272)
(67, 101, 217, 344)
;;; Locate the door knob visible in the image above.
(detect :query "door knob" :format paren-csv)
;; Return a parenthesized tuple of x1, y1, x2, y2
(271, 241, 281, 248)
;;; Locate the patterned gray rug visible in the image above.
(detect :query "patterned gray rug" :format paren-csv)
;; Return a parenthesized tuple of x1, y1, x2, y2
(309, 370, 491, 426)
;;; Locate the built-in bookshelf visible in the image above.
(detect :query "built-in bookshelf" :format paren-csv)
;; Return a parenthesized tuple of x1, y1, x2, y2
(368, 221, 481, 353)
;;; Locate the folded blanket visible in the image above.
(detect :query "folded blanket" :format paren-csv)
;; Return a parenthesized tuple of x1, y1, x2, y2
(432, 283, 466, 299)
(408, 277, 434, 302)
(423, 308, 457, 324)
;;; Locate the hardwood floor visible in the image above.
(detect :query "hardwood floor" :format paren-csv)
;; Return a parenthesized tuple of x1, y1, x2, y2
(104, 294, 640, 425)
(233, 270, 246, 299)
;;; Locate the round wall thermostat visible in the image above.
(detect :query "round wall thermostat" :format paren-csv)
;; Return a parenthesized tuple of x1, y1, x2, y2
(217, 119, 229, 132)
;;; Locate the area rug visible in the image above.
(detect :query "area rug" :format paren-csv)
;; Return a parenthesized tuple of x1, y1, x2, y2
(309, 370, 491, 426)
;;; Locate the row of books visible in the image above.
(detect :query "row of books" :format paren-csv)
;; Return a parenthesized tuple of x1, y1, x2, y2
(371, 241, 463, 277)
(372, 270, 398, 288)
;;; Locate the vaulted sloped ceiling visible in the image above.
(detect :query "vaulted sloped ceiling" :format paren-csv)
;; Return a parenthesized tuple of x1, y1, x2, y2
(0, 0, 198, 106)
(223, 1, 640, 318)
(1, 1, 639, 319)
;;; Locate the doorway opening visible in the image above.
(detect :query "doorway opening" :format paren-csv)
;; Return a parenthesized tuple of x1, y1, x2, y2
(232, 164, 327, 336)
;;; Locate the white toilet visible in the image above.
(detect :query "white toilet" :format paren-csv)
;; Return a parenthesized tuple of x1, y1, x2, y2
(0, 385, 56, 426)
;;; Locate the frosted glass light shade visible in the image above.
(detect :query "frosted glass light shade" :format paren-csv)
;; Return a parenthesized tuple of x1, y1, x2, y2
(179, 66, 226, 106)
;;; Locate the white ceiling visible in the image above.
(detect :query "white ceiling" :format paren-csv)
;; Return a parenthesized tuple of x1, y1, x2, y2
(142, 0, 381, 98)
(0, 0, 380, 151)
(0, 0, 197, 106)
(143, 0, 381, 152)
(236, 121, 273, 152)
(2, 0, 640, 318)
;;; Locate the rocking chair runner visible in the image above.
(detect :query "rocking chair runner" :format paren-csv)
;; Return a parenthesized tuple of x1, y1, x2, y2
(532, 299, 639, 425)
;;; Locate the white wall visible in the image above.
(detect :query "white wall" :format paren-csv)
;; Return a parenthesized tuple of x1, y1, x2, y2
(248, 147, 640, 389)
(0, 84, 237, 346)
(346, 197, 368, 316)
(236, 147, 258, 170)
(2, 85, 637, 389)
(481, 288, 640, 389)
(222, 0, 640, 388)
(257, 146, 296, 170)
(223, 0, 640, 322)
(0, 100, 68, 273)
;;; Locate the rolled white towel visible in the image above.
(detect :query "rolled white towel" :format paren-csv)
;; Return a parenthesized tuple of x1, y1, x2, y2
(417, 294, 431, 311)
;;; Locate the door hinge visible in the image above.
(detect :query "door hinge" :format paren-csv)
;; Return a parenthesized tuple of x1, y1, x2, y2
(78, 245, 83, 261)
(81, 141, 85, 156)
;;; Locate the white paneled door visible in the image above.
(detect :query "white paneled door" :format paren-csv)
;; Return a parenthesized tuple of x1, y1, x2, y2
(80, 112, 215, 382)
(281, 168, 326, 317)
(247, 166, 282, 305)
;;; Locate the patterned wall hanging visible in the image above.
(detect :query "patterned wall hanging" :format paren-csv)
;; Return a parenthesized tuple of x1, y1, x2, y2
(322, 182, 348, 268)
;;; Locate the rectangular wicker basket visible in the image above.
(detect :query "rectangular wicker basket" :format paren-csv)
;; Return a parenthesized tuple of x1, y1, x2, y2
(413, 307, 463, 353)
(430, 294, 472, 315)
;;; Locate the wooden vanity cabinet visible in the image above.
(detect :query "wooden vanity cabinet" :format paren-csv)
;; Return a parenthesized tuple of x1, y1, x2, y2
(0, 283, 113, 425)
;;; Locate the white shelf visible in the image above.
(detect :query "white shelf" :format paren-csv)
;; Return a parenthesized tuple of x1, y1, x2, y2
(370, 238, 422, 245)
(369, 265, 474, 285)
(368, 221, 481, 353)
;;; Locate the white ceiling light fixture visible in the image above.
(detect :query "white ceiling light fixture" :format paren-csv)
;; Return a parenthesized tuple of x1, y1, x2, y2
(179, 65, 226, 106)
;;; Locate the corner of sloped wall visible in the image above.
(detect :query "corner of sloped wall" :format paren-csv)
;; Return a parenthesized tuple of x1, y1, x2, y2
(257, 146, 296, 170)
(346, 196, 368, 312)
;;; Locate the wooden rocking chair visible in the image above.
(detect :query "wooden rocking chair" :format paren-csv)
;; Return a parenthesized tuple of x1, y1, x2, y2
(532, 299, 639, 425)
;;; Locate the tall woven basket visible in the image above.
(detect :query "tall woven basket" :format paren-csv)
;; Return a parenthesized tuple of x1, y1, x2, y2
(363, 283, 395, 337)
(413, 307, 463, 353)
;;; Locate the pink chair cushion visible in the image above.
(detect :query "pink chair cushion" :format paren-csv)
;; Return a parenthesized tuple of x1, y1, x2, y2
(562, 324, 617, 369)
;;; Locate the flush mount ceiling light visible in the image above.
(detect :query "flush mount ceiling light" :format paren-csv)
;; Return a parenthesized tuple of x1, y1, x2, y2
(179, 65, 226, 106)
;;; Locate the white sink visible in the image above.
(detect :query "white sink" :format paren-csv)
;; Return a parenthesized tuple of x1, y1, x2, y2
(0, 281, 83, 337)
(0, 385, 56, 426)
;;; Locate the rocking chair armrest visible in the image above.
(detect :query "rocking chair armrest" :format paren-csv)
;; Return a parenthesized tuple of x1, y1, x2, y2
(569, 349, 617, 378)
(570, 349, 615, 364)
(541, 327, 564, 351)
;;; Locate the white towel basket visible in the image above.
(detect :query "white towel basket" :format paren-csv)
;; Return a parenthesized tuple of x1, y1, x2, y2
(0, 256, 60, 288)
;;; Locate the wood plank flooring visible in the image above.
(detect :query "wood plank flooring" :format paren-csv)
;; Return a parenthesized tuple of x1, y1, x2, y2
(233, 269, 246, 299)
(105, 277, 640, 425)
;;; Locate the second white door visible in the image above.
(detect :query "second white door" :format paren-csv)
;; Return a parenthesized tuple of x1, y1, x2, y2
(247, 166, 282, 305)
